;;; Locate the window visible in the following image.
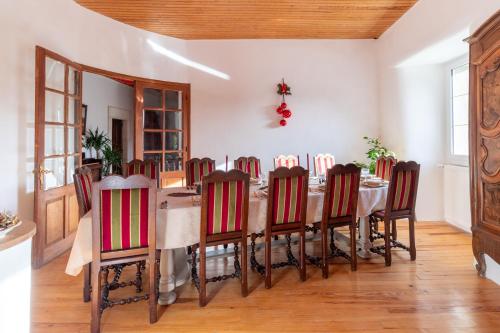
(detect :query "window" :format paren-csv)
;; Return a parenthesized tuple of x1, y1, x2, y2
(450, 63, 469, 157)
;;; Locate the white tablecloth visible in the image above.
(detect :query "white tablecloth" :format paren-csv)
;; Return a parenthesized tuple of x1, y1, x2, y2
(65, 185, 387, 276)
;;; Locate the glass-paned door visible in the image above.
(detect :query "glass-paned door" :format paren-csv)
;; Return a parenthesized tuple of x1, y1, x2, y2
(34, 47, 82, 267)
(136, 81, 190, 187)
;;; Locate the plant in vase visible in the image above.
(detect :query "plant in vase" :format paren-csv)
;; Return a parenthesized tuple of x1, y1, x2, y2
(82, 127, 110, 160)
(102, 145, 122, 176)
(354, 136, 396, 174)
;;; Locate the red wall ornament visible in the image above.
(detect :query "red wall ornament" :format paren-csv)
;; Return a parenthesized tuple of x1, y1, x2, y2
(276, 78, 292, 126)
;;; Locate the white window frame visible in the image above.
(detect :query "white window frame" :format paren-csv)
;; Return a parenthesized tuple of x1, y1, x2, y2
(445, 55, 469, 167)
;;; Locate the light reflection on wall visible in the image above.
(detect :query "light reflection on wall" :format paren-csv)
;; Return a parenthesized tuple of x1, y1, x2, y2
(146, 39, 230, 80)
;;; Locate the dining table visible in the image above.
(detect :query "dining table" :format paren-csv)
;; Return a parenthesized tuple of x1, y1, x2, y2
(65, 179, 388, 305)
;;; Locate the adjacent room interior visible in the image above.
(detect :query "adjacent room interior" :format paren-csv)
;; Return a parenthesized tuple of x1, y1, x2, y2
(0, 1, 498, 332)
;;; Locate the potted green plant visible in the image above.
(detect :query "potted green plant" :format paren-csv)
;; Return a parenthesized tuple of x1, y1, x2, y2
(354, 136, 396, 174)
(102, 145, 123, 176)
(82, 127, 110, 160)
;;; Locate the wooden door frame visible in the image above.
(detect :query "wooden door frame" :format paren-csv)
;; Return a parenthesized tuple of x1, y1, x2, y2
(134, 80, 191, 186)
(34, 46, 83, 267)
(34, 46, 191, 267)
(80, 63, 191, 164)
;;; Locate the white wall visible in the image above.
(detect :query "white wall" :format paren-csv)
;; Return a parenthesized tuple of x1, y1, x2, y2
(82, 72, 134, 161)
(376, 0, 499, 282)
(186, 40, 379, 172)
(376, 0, 499, 221)
(0, 0, 188, 220)
(443, 165, 471, 232)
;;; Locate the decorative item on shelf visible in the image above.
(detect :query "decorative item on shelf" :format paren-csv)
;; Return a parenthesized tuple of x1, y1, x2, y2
(276, 78, 292, 126)
(0, 211, 21, 237)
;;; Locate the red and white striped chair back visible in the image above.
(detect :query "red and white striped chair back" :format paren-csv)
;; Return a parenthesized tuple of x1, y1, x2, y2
(268, 166, 309, 226)
(185, 158, 216, 187)
(324, 164, 360, 219)
(375, 156, 396, 181)
(234, 156, 262, 179)
(314, 153, 335, 177)
(123, 159, 160, 187)
(387, 161, 420, 213)
(274, 154, 299, 169)
(201, 170, 250, 236)
(92, 175, 157, 254)
(233, 157, 248, 172)
(73, 166, 94, 218)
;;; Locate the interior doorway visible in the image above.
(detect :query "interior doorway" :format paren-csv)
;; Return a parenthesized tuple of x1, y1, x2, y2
(34, 45, 191, 267)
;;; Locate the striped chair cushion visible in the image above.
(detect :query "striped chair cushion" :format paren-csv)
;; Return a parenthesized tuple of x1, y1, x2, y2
(100, 188, 149, 252)
(234, 157, 248, 172)
(314, 154, 335, 177)
(392, 170, 417, 211)
(329, 173, 356, 218)
(187, 160, 215, 186)
(206, 180, 245, 235)
(275, 155, 299, 169)
(375, 158, 395, 180)
(76, 173, 93, 213)
(272, 175, 305, 225)
(128, 162, 157, 180)
(246, 158, 261, 179)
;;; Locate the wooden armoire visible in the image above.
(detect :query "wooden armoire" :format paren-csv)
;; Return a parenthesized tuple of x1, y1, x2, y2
(467, 10, 500, 276)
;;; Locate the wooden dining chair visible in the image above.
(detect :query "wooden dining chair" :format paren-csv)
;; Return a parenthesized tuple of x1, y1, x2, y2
(369, 161, 420, 266)
(233, 156, 248, 172)
(273, 154, 300, 169)
(190, 170, 250, 307)
(375, 156, 396, 181)
(123, 159, 160, 187)
(234, 156, 262, 179)
(185, 157, 216, 187)
(73, 166, 94, 302)
(90, 175, 160, 333)
(308, 164, 360, 278)
(250, 166, 309, 288)
(313, 153, 336, 177)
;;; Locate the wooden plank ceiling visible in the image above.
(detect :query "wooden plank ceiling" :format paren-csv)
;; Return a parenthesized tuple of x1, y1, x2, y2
(75, 0, 417, 39)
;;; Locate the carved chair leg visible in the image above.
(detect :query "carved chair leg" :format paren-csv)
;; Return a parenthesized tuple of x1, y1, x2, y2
(233, 243, 241, 274)
(135, 261, 144, 293)
(199, 246, 207, 307)
(329, 225, 335, 255)
(299, 229, 306, 282)
(250, 233, 257, 270)
(83, 263, 91, 302)
(149, 256, 158, 324)
(90, 263, 101, 333)
(350, 224, 357, 271)
(241, 238, 248, 297)
(265, 233, 272, 289)
(321, 223, 328, 279)
(409, 217, 416, 260)
(384, 218, 392, 266)
(392, 219, 398, 240)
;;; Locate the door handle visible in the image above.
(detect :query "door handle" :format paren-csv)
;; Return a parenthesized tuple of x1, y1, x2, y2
(33, 166, 53, 189)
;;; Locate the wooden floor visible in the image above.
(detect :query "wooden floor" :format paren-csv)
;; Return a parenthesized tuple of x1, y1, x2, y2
(32, 222, 500, 333)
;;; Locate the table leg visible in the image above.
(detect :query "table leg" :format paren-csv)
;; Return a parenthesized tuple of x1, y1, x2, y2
(158, 248, 191, 305)
(158, 249, 176, 305)
(357, 217, 373, 258)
